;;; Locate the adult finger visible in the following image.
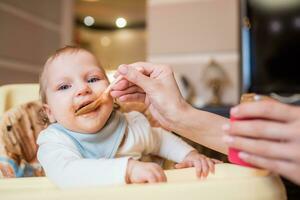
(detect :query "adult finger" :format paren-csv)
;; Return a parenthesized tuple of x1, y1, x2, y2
(117, 65, 153, 91)
(128, 62, 174, 80)
(127, 62, 157, 76)
(238, 152, 300, 185)
(224, 135, 293, 160)
(114, 63, 147, 77)
(111, 79, 134, 90)
(117, 93, 146, 103)
(231, 100, 300, 122)
(110, 85, 144, 97)
(227, 120, 290, 140)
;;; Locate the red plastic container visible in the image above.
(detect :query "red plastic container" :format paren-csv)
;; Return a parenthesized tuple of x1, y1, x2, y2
(228, 117, 253, 167)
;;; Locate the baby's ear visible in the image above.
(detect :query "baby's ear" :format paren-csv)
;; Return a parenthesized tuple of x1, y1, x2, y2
(42, 104, 56, 123)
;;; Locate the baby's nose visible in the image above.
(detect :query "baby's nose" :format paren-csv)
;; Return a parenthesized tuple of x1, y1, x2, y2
(76, 84, 92, 96)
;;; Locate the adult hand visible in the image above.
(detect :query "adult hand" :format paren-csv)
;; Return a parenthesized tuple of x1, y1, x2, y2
(111, 62, 189, 130)
(223, 99, 300, 185)
(111, 62, 228, 154)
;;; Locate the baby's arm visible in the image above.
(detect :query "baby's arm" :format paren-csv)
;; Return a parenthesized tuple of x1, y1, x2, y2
(124, 112, 219, 180)
(151, 128, 222, 178)
(150, 127, 195, 163)
(37, 132, 130, 188)
(123, 111, 194, 162)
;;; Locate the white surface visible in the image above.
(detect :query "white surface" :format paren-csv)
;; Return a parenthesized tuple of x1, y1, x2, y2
(0, 164, 287, 200)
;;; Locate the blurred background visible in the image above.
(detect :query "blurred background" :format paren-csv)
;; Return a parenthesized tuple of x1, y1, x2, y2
(1, 0, 300, 110)
(1, 1, 300, 198)
(0, 0, 240, 109)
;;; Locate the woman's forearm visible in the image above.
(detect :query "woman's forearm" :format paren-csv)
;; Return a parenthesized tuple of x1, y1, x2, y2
(171, 103, 229, 155)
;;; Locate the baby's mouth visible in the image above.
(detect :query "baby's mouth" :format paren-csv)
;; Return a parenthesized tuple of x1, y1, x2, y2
(75, 100, 94, 114)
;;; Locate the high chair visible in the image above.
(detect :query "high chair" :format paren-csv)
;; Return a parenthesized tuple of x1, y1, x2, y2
(0, 84, 40, 116)
(0, 84, 287, 199)
(0, 84, 43, 178)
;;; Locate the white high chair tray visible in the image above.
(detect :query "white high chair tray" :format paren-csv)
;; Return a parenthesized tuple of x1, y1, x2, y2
(0, 164, 286, 200)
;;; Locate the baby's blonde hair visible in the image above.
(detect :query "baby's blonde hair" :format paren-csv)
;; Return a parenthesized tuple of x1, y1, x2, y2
(39, 46, 106, 104)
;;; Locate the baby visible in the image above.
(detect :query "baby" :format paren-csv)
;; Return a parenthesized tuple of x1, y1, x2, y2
(37, 46, 219, 188)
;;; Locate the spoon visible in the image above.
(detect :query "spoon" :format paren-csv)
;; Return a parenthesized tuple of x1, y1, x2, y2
(75, 76, 123, 116)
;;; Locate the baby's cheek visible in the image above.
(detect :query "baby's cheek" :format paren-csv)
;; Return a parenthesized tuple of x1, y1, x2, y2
(93, 84, 106, 95)
(54, 99, 73, 116)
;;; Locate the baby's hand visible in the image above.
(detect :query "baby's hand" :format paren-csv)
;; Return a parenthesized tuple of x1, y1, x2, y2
(175, 150, 222, 179)
(126, 159, 167, 184)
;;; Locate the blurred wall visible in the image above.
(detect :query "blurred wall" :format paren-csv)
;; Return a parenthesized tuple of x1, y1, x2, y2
(147, 0, 239, 106)
(0, 0, 74, 85)
(78, 27, 146, 71)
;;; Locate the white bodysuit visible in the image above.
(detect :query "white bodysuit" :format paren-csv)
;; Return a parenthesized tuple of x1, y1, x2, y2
(37, 111, 194, 188)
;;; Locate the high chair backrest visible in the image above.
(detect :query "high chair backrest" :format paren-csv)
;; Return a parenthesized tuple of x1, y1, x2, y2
(0, 100, 46, 178)
(0, 84, 40, 116)
(0, 84, 44, 178)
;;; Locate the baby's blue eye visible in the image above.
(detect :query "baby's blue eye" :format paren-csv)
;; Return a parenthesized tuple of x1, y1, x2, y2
(88, 77, 100, 83)
(58, 84, 71, 90)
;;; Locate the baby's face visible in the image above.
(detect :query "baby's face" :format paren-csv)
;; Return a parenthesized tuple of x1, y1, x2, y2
(44, 51, 113, 133)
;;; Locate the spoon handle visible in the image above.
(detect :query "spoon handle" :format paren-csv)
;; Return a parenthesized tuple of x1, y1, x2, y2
(104, 75, 123, 94)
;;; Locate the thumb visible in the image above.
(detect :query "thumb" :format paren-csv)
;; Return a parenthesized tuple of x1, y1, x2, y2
(118, 64, 152, 91)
